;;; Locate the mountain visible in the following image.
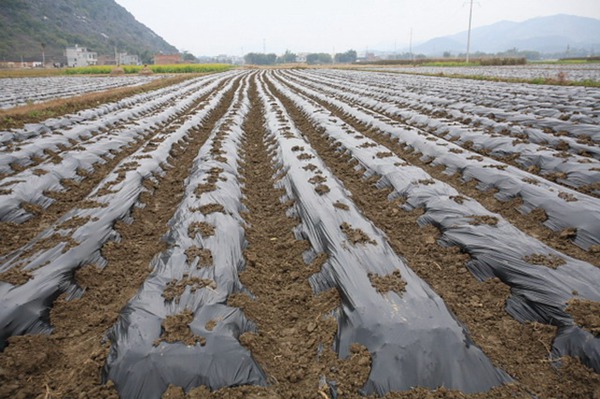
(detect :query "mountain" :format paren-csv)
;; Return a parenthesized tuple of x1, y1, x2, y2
(0, 0, 178, 63)
(413, 14, 600, 56)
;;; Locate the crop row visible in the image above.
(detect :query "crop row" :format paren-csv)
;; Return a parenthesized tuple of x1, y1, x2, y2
(0, 73, 239, 350)
(370, 64, 600, 83)
(279, 70, 600, 251)
(285, 70, 600, 196)
(0, 75, 159, 109)
(0, 70, 598, 398)
(270, 70, 600, 372)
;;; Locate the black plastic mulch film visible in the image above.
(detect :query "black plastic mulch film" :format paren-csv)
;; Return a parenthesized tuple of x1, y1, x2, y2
(271, 70, 600, 375)
(0, 69, 598, 398)
(0, 73, 237, 351)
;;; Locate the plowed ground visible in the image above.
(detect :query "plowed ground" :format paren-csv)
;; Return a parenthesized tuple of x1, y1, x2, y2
(0, 71, 599, 399)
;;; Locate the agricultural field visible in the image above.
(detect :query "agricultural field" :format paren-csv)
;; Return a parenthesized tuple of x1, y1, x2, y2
(0, 75, 160, 109)
(0, 69, 599, 398)
(368, 63, 600, 83)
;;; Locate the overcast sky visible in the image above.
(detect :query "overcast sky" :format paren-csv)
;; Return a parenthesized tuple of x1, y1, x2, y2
(114, 0, 600, 56)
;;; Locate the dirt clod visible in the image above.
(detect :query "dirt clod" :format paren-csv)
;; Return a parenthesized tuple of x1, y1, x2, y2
(368, 270, 406, 294)
(154, 310, 205, 346)
(523, 253, 566, 269)
(162, 275, 216, 304)
(340, 222, 376, 245)
(468, 215, 499, 226)
(188, 222, 215, 238)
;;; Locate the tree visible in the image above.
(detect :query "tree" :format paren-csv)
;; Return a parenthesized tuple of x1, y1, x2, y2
(277, 50, 297, 64)
(334, 50, 357, 64)
(306, 53, 332, 65)
(182, 51, 197, 63)
(244, 52, 277, 65)
(140, 50, 153, 65)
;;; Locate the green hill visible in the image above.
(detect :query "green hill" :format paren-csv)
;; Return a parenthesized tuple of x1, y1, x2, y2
(0, 0, 178, 64)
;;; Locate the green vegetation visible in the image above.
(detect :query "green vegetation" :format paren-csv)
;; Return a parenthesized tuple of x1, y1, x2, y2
(64, 64, 232, 75)
(533, 58, 600, 65)
(244, 53, 278, 66)
(334, 50, 357, 64)
(306, 53, 333, 65)
(243, 49, 357, 66)
(0, 0, 177, 63)
(277, 50, 297, 64)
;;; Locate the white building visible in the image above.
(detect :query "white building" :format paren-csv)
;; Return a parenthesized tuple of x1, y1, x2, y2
(118, 53, 140, 66)
(296, 53, 308, 63)
(65, 45, 98, 67)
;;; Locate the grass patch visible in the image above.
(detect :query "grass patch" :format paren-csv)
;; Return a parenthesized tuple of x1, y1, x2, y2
(64, 63, 232, 75)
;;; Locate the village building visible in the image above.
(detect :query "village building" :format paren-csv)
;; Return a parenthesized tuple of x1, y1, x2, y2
(118, 53, 140, 66)
(296, 53, 308, 63)
(97, 52, 140, 66)
(65, 45, 97, 67)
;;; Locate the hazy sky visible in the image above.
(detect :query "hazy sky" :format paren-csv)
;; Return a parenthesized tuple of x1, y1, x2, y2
(114, 0, 600, 56)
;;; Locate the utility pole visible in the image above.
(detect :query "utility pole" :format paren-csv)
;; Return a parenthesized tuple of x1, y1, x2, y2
(41, 42, 46, 67)
(466, 0, 474, 63)
(409, 28, 413, 62)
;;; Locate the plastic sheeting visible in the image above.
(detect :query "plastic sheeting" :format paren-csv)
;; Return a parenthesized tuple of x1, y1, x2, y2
(103, 74, 267, 398)
(370, 64, 600, 83)
(285, 70, 600, 193)
(270, 70, 600, 374)
(0, 74, 223, 173)
(279, 71, 600, 251)
(0, 75, 159, 110)
(311, 69, 600, 142)
(0, 73, 241, 351)
(262, 73, 511, 395)
(0, 74, 230, 223)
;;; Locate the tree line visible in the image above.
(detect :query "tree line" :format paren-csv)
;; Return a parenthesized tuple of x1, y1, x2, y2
(244, 50, 357, 66)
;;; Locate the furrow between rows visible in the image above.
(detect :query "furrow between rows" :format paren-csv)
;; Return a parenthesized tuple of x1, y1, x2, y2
(260, 73, 511, 396)
(325, 69, 600, 142)
(270, 71, 600, 376)
(0, 76, 239, 352)
(103, 74, 269, 398)
(289, 70, 600, 196)
(278, 71, 600, 253)
(0, 74, 235, 225)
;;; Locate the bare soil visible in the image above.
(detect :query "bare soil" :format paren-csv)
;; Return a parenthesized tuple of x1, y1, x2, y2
(0, 79, 228, 258)
(0, 71, 599, 399)
(269, 76, 600, 398)
(0, 74, 198, 130)
(0, 77, 239, 399)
